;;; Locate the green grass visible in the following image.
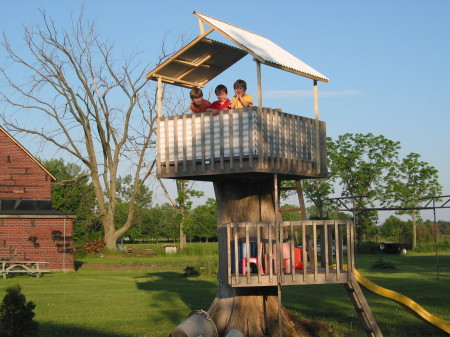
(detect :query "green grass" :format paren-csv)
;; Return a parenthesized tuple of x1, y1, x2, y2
(1, 244, 449, 337)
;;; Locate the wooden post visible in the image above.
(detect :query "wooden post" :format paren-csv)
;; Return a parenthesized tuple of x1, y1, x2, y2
(198, 18, 205, 34)
(256, 60, 263, 109)
(313, 80, 321, 174)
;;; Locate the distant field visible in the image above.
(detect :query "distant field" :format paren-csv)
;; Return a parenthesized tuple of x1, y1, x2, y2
(0, 243, 448, 337)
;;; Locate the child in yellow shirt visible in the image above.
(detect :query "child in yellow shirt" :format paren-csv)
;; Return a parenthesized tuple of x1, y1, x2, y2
(229, 79, 253, 109)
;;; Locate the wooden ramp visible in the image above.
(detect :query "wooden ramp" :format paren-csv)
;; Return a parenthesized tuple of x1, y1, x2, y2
(345, 276, 383, 337)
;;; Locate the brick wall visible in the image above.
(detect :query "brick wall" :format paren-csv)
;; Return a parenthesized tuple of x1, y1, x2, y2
(0, 128, 52, 201)
(0, 218, 74, 271)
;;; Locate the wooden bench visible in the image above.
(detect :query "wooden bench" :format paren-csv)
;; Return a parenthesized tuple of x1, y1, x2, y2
(1, 260, 50, 279)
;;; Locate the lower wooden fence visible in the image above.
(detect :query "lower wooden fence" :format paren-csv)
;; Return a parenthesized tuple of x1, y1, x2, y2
(217, 220, 355, 287)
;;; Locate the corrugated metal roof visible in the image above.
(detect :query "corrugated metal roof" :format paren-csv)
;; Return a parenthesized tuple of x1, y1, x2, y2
(194, 12, 329, 83)
(146, 34, 247, 88)
(146, 12, 328, 88)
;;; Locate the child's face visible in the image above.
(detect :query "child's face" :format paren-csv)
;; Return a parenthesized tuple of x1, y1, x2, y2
(216, 91, 227, 102)
(234, 86, 246, 95)
(192, 97, 203, 105)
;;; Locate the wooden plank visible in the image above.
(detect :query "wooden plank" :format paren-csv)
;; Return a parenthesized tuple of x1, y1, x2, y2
(182, 115, 187, 173)
(219, 111, 225, 171)
(174, 116, 179, 174)
(191, 113, 197, 174)
(248, 109, 254, 168)
(227, 225, 231, 285)
(239, 109, 244, 169)
(234, 224, 239, 284)
(287, 113, 292, 172)
(164, 118, 170, 176)
(313, 223, 318, 281)
(157, 118, 162, 176)
(246, 224, 250, 284)
(324, 222, 329, 279)
(257, 223, 262, 283)
(210, 112, 215, 171)
(201, 113, 206, 171)
(229, 110, 234, 170)
(335, 221, 341, 281)
(257, 108, 263, 170)
(268, 222, 273, 282)
(269, 109, 275, 170)
(290, 222, 295, 283)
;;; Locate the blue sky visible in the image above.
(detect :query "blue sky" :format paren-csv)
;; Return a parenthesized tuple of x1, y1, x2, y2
(1, 1, 449, 222)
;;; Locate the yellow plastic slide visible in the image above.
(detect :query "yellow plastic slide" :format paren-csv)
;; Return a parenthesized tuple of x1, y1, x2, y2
(354, 269, 450, 334)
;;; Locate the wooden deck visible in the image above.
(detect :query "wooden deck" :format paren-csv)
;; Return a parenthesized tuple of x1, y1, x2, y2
(217, 220, 355, 287)
(157, 107, 327, 180)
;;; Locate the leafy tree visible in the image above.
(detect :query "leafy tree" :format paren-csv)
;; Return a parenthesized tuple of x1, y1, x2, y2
(385, 153, 442, 248)
(115, 174, 153, 240)
(42, 158, 99, 242)
(280, 204, 302, 221)
(379, 215, 410, 240)
(0, 9, 166, 249)
(190, 198, 217, 242)
(302, 178, 335, 219)
(328, 133, 401, 246)
(0, 285, 38, 337)
(158, 179, 204, 248)
(307, 204, 352, 221)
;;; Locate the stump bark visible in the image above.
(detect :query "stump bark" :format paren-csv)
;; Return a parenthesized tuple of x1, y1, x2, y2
(207, 176, 308, 337)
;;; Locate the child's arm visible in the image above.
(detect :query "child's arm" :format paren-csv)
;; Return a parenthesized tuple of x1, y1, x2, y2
(238, 94, 251, 108)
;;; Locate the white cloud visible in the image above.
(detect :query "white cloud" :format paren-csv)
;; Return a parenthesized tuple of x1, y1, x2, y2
(265, 90, 361, 99)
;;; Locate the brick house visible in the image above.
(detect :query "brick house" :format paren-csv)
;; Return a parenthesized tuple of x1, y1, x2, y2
(0, 126, 75, 271)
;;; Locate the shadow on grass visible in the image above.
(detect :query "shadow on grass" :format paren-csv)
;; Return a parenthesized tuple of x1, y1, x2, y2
(38, 322, 131, 337)
(135, 271, 217, 325)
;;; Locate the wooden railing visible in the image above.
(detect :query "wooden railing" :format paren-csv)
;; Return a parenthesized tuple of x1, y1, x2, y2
(157, 107, 327, 180)
(217, 220, 355, 287)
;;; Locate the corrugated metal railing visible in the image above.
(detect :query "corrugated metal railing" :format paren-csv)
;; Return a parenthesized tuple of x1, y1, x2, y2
(157, 107, 327, 178)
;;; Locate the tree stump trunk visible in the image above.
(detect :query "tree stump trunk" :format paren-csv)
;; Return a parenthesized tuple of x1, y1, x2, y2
(207, 176, 308, 337)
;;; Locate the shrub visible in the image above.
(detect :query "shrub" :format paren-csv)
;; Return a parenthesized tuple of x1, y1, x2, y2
(183, 265, 200, 277)
(0, 285, 38, 337)
(371, 258, 395, 270)
(183, 259, 218, 278)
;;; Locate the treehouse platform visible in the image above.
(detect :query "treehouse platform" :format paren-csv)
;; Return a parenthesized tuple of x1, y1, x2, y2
(157, 106, 327, 181)
(217, 220, 355, 288)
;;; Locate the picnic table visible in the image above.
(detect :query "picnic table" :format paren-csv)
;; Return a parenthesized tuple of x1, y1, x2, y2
(1, 260, 49, 279)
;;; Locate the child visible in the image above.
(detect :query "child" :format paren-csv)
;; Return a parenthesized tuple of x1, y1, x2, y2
(189, 88, 211, 113)
(229, 79, 253, 109)
(206, 84, 230, 115)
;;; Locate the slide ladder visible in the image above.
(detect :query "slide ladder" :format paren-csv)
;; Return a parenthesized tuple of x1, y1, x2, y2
(345, 276, 383, 337)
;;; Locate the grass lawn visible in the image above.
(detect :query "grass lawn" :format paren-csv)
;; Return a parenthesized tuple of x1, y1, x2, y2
(0, 243, 449, 337)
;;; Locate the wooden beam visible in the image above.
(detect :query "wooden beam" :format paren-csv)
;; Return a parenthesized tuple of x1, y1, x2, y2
(145, 28, 214, 79)
(198, 18, 205, 34)
(314, 80, 319, 120)
(313, 80, 321, 174)
(266, 61, 329, 83)
(256, 60, 263, 109)
(194, 12, 265, 64)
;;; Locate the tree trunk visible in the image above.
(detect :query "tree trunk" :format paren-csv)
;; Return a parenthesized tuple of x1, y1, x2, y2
(412, 212, 417, 249)
(180, 220, 187, 249)
(207, 176, 308, 337)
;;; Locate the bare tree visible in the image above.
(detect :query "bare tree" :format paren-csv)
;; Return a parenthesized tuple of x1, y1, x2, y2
(0, 9, 163, 250)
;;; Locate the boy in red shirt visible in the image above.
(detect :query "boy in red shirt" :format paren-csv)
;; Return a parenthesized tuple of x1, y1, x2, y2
(189, 88, 211, 113)
(207, 84, 230, 115)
